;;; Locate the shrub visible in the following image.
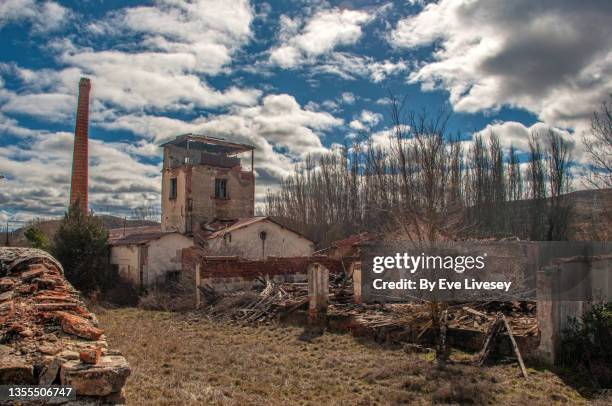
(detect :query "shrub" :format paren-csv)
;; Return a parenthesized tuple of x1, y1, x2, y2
(139, 280, 194, 312)
(560, 302, 612, 389)
(102, 276, 140, 307)
(24, 226, 50, 251)
(51, 202, 110, 293)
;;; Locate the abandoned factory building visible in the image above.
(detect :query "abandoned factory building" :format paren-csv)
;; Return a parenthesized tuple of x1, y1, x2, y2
(201, 217, 314, 260)
(108, 133, 314, 286)
(160, 134, 255, 234)
(108, 226, 193, 288)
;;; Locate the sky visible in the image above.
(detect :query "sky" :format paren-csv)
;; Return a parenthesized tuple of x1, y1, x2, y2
(1, 0, 611, 225)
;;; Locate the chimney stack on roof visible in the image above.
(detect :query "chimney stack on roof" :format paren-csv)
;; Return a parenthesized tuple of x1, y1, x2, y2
(69, 77, 91, 215)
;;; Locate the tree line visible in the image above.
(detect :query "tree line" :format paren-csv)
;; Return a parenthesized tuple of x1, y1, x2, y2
(265, 95, 612, 247)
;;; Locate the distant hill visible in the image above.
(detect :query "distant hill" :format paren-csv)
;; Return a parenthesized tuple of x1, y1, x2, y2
(5, 215, 160, 247)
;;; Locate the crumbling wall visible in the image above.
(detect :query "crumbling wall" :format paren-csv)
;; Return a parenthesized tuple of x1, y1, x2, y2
(190, 165, 254, 224)
(182, 248, 343, 293)
(161, 163, 255, 234)
(206, 219, 314, 260)
(161, 165, 190, 233)
(0, 247, 130, 403)
(537, 254, 612, 364)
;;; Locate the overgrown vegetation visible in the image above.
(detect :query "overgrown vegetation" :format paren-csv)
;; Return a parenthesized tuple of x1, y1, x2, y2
(266, 96, 575, 246)
(560, 303, 612, 389)
(24, 226, 50, 251)
(51, 201, 112, 293)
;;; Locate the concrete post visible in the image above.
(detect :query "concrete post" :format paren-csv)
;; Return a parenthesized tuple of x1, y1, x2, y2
(195, 263, 201, 310)
(308, 262, 329, 324)
(352, 261, 362, 304)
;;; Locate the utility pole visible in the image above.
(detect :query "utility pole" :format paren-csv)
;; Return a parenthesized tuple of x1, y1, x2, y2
(4, 221, 9, 247)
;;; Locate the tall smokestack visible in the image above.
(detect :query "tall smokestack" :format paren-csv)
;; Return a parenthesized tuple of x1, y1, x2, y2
(69, 77, 91, 215)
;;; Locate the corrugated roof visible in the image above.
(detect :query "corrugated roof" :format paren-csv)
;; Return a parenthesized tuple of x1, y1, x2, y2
(160, 134, 254, 154)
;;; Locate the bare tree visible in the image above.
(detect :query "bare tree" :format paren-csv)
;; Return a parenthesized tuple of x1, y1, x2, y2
(583, 96, 612, 189)
(545, 131, 573, 240)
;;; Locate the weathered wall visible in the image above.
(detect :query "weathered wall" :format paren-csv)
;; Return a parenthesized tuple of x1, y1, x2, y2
(144, 233, 193, 286)
(161, 161, 255, 233)
(161, 166, 190, 233)
(537, 255, 612, 364)
(190, 165, 254, 226)
(182, 249, 342, 293)
(109, 245, 140, 285)
(206, 219, 314, 259)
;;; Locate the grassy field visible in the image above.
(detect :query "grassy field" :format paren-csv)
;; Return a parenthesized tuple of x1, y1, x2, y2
(98, 308, 601, 405)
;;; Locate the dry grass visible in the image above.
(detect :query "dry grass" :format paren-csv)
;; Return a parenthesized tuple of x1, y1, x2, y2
(98, 308, 596, 405)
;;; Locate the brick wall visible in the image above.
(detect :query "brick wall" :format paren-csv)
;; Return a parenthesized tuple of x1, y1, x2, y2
(182, 248, 343, 293)
(182, 248, 343, 279)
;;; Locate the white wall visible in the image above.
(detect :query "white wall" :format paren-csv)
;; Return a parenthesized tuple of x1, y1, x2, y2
(206, 219, 314, 259)
(144, 233, 193, 286)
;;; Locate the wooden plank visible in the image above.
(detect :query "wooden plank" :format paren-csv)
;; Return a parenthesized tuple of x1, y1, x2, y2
(502, 315, 529, 379)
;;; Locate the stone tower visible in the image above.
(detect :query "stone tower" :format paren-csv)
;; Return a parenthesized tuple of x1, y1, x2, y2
(160, 134, 255, 234)
(69, 78, 91, 215)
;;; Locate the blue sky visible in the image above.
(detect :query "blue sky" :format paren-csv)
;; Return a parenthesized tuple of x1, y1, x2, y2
(1, 0, 611, 224)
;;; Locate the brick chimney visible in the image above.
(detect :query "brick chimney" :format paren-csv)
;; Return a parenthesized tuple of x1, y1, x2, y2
(69, 77, 91, 215)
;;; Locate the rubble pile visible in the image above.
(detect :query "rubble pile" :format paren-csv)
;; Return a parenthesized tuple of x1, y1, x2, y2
(202, 272, 354, 324)
(200, 272, 538, 358)
(0, 247, 130, 403)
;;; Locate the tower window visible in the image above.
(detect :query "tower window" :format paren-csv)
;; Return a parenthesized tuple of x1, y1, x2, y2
(215, 178, 228, 199)
(169, 177, 177, 199)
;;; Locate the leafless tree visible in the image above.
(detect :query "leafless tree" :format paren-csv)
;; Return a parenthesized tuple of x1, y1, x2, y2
(583, 96, 612, 189)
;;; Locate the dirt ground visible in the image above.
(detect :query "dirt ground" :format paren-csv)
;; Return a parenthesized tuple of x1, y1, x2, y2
(97, 308, 604, 405)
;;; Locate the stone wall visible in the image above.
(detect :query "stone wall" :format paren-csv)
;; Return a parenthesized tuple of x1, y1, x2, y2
(0, 247, 130, 403)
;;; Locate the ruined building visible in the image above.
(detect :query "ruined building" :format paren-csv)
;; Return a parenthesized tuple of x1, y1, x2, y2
(69, 78, 91, 215)
(160, 134, 255, 234)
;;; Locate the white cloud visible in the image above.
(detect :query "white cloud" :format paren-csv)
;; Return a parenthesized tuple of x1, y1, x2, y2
(474, 121, 584, 162)
(0, 0, 70, 32)
(269, 8, 373, 68)
(341, 92, 356, 104)
(311, 52, 408, 82)
(349, 110, 383, 131)
(0, 130, 161, 218)
(349, 120, 366, 131)
(101, 94, 344, 181)
(390, 0, 612, 132)
(110, 0, 254, 75)
(359, 110, 382, 125)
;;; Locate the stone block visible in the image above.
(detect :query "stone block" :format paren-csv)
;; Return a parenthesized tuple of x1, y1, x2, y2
(0, 353, 34, 384)
(57, 311, 104, 340)
(61, 356, 130, 397)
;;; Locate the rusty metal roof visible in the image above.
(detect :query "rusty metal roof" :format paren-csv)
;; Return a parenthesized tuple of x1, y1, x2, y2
(160, 134, 255, 154)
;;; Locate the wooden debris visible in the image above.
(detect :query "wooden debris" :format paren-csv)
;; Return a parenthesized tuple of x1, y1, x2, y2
(502, 315, 529, 379)
(476, 315, 504, 366)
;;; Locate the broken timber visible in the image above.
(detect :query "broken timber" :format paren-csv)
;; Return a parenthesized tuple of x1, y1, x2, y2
(502, 314, 529, 379)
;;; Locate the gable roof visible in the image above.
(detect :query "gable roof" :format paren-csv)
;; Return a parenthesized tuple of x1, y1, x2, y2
(201, 217, 313, 243)
(108, 225, 190, 246)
